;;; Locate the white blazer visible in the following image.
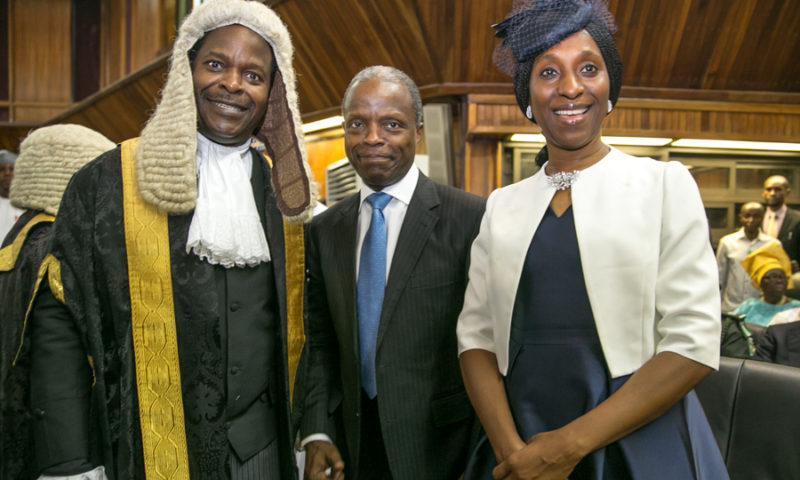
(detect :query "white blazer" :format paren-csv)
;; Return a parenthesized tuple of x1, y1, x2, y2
(457, 148, 721, 378)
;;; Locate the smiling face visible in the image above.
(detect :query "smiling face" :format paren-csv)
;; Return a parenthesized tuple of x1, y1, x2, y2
(192, 24, 272, 146)
(343, 78, 422, 191)
(528, 29, 610, 153)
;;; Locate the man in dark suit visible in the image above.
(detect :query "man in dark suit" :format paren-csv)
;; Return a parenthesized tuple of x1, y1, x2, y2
(762, 175, 800, 270)
(755, 318, 800, 367)
(299, 66, 485, 479)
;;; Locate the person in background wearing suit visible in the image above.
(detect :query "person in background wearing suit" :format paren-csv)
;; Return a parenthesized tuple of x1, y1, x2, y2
(754, 319, 800, 368)
(762, 175, 800, 272)
(298, 66, 485, 480)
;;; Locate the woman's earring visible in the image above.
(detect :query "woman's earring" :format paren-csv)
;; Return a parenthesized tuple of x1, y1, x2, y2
(607, 100, 613, 114)
(526, 105, 533, 119)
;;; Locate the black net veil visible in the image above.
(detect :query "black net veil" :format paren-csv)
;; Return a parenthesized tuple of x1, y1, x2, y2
(492, 0, 621, 124)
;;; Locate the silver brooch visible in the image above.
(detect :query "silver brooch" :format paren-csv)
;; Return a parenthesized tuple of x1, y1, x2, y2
(545, 170, 580, 190)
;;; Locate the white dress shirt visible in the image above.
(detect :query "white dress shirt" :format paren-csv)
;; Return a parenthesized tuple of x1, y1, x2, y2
(355, 166, 419, 280)
(763, 204, 787, 239)
(716, 229, 779, 313)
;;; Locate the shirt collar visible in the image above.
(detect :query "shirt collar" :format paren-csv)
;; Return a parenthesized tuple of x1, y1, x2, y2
(195, 133, 252, 177)
(359, 166, 419, 208)
(771, 204, 788, 217)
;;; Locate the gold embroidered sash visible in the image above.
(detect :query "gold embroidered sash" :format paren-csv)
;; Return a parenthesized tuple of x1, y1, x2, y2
(261, 152, 305, 401)
(0, 212, 54, 272)
(283, 219, 304, 399)
(120, 138, 190, 479)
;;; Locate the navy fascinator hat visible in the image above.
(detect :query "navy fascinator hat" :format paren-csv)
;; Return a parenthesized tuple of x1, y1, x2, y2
(493, 0, 622, 123)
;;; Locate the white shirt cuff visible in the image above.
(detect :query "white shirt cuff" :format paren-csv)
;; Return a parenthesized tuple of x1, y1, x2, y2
(39, 466, 107, 480)
(300, 433, 333, 450)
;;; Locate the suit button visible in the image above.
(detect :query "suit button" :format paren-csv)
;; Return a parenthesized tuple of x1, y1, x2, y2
(234, 394, 241, 402)
(230, 302, 240, 312)
(260, 392, 268, 403)
(230, 366, 241, 376)
(32, 408, 45, 418)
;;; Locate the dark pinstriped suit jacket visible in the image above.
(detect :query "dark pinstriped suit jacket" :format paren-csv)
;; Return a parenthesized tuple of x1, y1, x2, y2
(300, 173, 485, 479)
(777, 207, 800, 264)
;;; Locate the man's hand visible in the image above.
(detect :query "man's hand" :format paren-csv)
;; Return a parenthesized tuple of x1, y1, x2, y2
(304, 440, 345, 480)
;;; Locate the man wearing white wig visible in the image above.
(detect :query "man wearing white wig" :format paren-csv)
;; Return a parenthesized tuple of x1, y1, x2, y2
(28, 1, 314, 479)
(1, 124, 115, 480)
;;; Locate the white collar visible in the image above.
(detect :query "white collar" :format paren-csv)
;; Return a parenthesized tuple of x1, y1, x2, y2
(359, 166, 419, 208)
(186, 134, 271, 268)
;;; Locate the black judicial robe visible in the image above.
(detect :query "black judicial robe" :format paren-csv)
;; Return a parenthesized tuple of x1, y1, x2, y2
(28, 146, 299, 479)
(1, 210, 53, 480)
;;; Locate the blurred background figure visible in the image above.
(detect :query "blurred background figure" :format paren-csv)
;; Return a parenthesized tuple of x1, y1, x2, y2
(734, 242, 800, 326)
(0, 149, 22, 241)
(754, 318, 800, 368)
(762, 175, 800, 274)
(0, 124, 114, 480)
(717, 202, 779, 313)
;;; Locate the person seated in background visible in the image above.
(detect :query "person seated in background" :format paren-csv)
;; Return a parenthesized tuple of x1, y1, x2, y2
(0, 124, 115, 480)
(768, 306, 800, 325)
(734, 242, 800, 326)
(754, 320, 800, 368)
(717, 202, 778, 313)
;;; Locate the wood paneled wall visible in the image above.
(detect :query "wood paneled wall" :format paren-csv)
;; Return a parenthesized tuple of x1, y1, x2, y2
(101, 0, 174, 87)
(9, 0, 72, 122)
(304, 130, 346, 201)
(462, 90, 800, 196)
(2, 0, 173, 125)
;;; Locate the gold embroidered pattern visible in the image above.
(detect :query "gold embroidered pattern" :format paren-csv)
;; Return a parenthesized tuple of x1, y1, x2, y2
(0, 213, 54, 272)
(121, 138, 190, 479)
(283, 219, 305, 400)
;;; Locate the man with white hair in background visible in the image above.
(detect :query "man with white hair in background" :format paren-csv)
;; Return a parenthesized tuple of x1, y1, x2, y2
(0, 124, 115, 480)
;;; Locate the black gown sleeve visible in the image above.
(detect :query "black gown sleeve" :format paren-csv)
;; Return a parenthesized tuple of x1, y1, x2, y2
(29, 281, 95, 475)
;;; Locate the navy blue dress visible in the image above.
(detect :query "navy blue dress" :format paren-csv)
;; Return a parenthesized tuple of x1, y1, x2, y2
(465, 206, 728, 479)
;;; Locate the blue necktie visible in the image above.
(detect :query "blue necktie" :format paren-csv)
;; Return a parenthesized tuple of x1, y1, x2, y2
(357, 192, 392, 399)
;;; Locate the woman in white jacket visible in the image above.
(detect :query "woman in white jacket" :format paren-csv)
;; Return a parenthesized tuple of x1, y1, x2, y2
(457, 1, 728, 479)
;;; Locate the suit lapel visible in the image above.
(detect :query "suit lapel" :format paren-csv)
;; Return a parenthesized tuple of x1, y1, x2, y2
(376, 175, 439, 348)
(331, 195, 360, 358)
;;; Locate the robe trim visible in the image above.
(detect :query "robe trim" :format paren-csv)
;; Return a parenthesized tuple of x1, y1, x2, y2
(283, 219, 304, 400)
(0, 212, 54, 272)
(121, 138, 190, 479)
(13, 253, 63, 368)
(261, 152, 305, 400)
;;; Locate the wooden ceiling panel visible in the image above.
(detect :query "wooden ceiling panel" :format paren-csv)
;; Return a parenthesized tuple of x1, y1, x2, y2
(277, 0, 800, 116)
(414, 0, 513, 82)
(4, 0, 799, 152)
(280, 0, 437, 114)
